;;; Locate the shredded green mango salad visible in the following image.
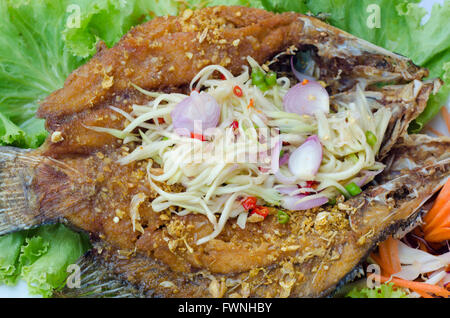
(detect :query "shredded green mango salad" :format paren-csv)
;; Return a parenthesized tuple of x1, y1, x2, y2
(0, 0, 448, 297)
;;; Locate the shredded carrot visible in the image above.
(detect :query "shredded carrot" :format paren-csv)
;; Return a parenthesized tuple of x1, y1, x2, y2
(414, 289, 434, 298)
(427, 127, 445, 137)
(423, 179, 450, 224)
(246, 98, 261, 113)
(442, 107, 450, 133)
(373, 236, 401, 276)
(418, 240, 429, 252)
(376, 275, 450, 298)
(370, 252, 386, 273)
(422, 178, 450, 242)
(370, 180, 450, 298)
(424, 201, 450, 231)
(424, 227, 450, 243)
(386, 237, 401, 274)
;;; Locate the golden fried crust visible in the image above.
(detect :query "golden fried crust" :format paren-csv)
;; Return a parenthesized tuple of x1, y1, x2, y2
(38, 5, 429, 158)
(39, 6, 292, 117)
(38, 7, 304, 156)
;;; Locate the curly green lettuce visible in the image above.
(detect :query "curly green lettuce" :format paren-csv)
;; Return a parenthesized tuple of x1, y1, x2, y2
(0, 232, 26, 285)
(347, 283, 410, 298)
(20, 225, 90, 298)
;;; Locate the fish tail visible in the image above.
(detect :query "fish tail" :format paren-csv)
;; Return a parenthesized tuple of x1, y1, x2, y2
(54, 248, 143, 298)
(0, 147, 91, 235)
(0, 147, 44, 235)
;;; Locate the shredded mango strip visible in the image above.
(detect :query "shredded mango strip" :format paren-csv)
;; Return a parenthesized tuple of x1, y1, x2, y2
(376, 275, 450, 298)
(423, 178, 450, 242)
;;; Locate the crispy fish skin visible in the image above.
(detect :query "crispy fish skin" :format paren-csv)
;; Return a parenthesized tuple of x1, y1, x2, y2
(2, 137, 448, 298)
(53, 136, 449, 298)
(37, 6, 429, 157)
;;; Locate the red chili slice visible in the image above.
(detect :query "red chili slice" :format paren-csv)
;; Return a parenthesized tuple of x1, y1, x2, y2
(306, 180, 318, 189)
(241, 197, 257, 210)
(233, 85, 243, 97)
(230, 120, 239, 130)
(250, 206, 269, 218)
(190, 133, 206, 141)
(297, 181, 318, 195)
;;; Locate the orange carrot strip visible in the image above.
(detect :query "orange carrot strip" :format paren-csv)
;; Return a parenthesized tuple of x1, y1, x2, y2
(413, 289, 434, 298)
(377, 275, 450, 298)
(386, 237, 401, 274)
(376, 236, 401, 276)
(370, 253, 390, 276)
(427, 127, 445, 137)
(423, 178, 450, 225)
(442, 107, 450, 133)
(378, 240, 394, 275)
(423, 200, 450, 232)
(424, 227, 450, 243)
(418, 241, 429, 252)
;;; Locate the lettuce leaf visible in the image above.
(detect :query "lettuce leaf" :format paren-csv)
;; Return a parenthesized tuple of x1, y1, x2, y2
(409, 61, 450, 132)
(0, 0, 86, 147)
(63, 0, 153, 58)
(0, 225, 89, 297)
(346, 283, 409, 298)
(0, 232, 26, 285)
(20, 225, 90, 298)
(0, 113, 47, 148)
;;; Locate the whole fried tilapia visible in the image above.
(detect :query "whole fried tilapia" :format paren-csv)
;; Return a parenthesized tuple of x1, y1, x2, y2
(0, 6, 448, 298)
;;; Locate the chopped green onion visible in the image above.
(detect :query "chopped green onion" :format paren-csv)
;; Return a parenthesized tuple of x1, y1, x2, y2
(365, 130, 377, 147)
(251, 68, 265, 86)
(328, 198, 336, 205)
(345, 182, 362, 196)
(265, 71, 277, 87)
(251, 68, 269, 91)
(257, 82, 269, 92)
(279, 150, 285, 158)
(277, 210, 290, 224)
(162, 136, 169, 140)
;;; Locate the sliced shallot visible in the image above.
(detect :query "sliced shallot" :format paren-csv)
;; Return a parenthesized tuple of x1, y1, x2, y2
(171, 91, 220, 136)
(283, 77, 329, 116)
(281, 194, 329, 211)
(288, 135, 323, 180)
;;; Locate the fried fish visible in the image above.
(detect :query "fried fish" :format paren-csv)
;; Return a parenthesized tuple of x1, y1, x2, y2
(0, 6, 448, 298)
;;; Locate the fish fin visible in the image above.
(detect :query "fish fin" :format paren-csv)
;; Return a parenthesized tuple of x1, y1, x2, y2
(53, 249, 144, 298)
(0, 146, 92, 235)
(0, 147, 43, 235)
